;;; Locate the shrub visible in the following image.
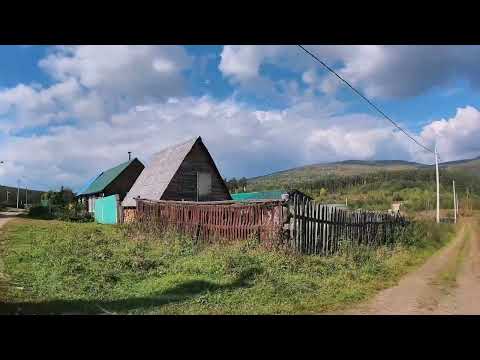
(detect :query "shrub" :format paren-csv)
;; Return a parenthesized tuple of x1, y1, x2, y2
(392, 193, 403, 202)
(398, 220, 453, 248)
(28, 205, 54, 220)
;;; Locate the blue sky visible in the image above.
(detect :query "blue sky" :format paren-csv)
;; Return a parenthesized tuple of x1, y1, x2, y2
(1, 45, 480, 191)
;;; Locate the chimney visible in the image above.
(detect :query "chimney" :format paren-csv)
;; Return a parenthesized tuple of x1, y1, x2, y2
(128, 152, 132, 161)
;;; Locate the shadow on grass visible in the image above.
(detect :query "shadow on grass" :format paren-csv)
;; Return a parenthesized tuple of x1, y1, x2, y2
(0, 267, 262, 315)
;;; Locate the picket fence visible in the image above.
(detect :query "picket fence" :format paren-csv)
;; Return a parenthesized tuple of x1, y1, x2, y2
(288, 194, 408, 255)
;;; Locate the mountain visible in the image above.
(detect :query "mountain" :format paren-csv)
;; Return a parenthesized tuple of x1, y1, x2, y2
(438, 156, 480, 177)
(248, 156, 480, 186)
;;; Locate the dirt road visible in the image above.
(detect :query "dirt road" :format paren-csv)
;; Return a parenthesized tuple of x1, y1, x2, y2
(341, 217, 480, 315)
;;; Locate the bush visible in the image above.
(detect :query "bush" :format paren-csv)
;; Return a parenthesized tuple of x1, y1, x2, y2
(392, 193, 403, 202)
(57, 201, 93, 222)
(28, 206, 54, 219)
(28, 201, 93, 222)
(398, 220, 453, 248)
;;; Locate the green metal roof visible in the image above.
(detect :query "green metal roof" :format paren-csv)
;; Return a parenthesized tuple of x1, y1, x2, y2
(231, 190, 286, 201)
(78, 159, 135, 196)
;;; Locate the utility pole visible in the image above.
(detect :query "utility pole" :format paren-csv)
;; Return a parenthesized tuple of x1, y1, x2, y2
(16, 179, 20, 209)
(456, 193, 459, 219)
(435, 144, 440, 224)
(21, 176, 29, 207)
(466, 189, 471, 214)
(453, 180, 457, 224)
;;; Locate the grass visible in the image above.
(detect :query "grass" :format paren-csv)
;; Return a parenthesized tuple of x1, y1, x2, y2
(0, 218, 455, 315)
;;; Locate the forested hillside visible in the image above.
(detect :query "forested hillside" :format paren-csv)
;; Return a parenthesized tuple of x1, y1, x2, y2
(238, 158, 480, 213)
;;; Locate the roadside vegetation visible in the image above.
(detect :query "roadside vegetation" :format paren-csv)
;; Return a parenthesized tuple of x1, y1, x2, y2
(27, 187, 92, 223)
(0, 217, 455, 314)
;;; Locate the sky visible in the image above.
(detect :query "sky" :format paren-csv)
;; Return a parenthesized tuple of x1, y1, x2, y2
(1, 45, 480, 192)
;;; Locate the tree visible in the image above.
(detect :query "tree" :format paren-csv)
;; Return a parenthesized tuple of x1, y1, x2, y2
(238, 177, 248, 192)
(227, 178, 238, 192)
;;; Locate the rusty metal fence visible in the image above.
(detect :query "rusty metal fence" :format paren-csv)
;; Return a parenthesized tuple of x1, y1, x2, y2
(134, 199, 287, 246)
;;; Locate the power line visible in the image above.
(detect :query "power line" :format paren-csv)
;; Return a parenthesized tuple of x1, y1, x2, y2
(297, 45, 435, 154)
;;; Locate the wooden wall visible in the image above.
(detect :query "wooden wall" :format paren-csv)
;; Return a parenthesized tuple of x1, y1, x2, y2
(104, 159, 145, 201)
(161, 142, 231, 201)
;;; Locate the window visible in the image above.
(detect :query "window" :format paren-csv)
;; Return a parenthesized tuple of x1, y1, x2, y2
(197, 172, 212, 200)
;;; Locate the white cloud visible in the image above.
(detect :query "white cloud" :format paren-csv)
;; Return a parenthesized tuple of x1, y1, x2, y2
(0, 95, 417, 191)
(1, 45, 480, 193)
(0, 78, 82, 132)
(2, 91, 480, 192)
(419, 106, 480, 161)
(219, 45, 480, 99)
(0, 46, 192, 133)
(219, 45, 276, 83)
(39, 45, 191, 102)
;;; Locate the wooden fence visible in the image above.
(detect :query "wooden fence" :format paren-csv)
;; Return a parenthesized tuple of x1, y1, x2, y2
(132, 195, 408, 255)
(288, 194, 408, 255)
(135, 199, 287, 246)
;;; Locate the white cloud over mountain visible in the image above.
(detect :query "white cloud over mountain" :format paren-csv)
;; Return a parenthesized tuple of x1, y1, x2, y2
(1, 45, 480, 191)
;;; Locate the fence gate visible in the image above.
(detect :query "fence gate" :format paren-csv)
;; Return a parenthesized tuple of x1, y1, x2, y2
(94, 195, 120, 224)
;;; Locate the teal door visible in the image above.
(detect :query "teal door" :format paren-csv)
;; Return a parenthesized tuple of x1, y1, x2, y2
(94, 195, 119, 224)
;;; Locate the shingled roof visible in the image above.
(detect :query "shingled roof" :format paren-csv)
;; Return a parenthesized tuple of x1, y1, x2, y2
(122, 137, 207, 207)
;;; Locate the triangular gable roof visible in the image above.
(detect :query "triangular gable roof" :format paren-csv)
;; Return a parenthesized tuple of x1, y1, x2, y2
(122, 136, 229, 207)
(78, 159, 138, 196)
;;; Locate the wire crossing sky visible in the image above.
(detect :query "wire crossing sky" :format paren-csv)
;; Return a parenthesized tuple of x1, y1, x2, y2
(297, 45, 435, 155)
(1, 45, 480, 190)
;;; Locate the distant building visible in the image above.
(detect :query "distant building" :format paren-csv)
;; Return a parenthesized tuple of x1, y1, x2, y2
(390, 201, 403, 214)
(122, 136, 231, 208)
(77, 158, 145, 213)
(231, 189, 312, 202)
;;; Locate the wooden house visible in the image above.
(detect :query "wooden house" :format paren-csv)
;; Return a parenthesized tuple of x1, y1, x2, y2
(122, 137, 231, 211)
(77, 158, 145, 213)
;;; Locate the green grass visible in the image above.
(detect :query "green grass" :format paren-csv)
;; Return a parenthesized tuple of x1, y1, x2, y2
(0, 218, 455, 314)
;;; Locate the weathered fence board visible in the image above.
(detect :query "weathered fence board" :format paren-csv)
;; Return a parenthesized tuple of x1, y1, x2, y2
(288, 194, 407, 255)
(134, 198, 285, 246)
(132, 194, 407, 256)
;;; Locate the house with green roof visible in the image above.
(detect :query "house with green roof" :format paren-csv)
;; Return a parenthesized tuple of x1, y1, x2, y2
(77, 157, 145, 213)
(231, 189, 312, 202)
